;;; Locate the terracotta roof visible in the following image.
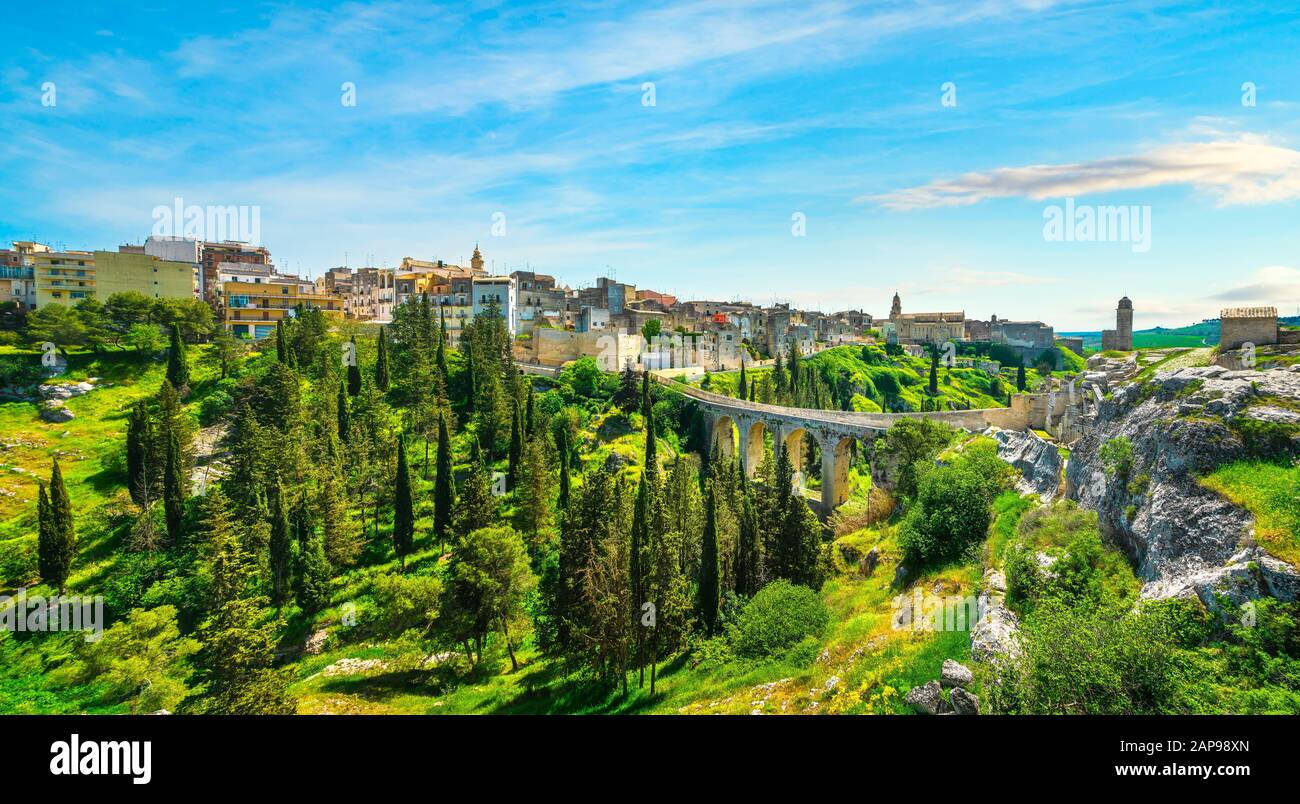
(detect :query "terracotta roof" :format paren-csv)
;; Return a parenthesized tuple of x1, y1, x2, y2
(1221, 307, 1276, 319)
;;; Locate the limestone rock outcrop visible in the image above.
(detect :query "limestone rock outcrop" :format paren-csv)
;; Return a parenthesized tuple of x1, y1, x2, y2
(992, 428, 1062, 500)
(1065, 365, 1300, 609)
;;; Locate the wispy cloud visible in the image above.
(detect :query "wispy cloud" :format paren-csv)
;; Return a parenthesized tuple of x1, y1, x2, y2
(1209, 265, 1300, 303)
(869, 135, 1300, 209)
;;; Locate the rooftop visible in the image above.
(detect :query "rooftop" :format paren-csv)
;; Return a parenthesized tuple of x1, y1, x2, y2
(1221, 306, 1277, 319)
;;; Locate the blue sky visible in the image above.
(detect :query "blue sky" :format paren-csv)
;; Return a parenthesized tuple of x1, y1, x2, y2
(3, 0, 1300, 330)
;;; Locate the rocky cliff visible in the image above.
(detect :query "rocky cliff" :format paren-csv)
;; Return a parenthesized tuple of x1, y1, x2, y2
(1064, 364, 1300, 609)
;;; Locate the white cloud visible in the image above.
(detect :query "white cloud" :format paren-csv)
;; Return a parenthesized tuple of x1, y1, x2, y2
(1209, 265, 1300, 304)
(870, 134, 1300, 209)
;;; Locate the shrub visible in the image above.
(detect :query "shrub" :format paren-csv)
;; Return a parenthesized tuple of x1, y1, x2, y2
(728, 580, 829, 659)
(370, 572, 444, 639)
(986, 597, 1204, 714)
(1099, 436, 1133, 479)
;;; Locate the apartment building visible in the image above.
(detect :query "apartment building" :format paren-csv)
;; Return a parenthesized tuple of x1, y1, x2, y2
(222, 277, 344, 339)
(200, 241, 270, 303)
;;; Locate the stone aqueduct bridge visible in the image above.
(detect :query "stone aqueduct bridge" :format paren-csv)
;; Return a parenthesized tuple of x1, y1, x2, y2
(652, 376, 1035, 516)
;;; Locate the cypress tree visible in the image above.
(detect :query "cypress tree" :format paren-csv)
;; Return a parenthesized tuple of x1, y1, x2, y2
(42, 458, 75, 594)
(525, 384, 535, 436)
(336, 380, 350, 443)
(455, 442, 495, 538)
(36, 483, 53, 587)
(465, 339, 477, 413)
(163, 427, 185, 545)
(166, 323, 189, 390)
(433, 413, 454, 554)
(507, 403, 523, 490)
(268, 480, 292, 607)
(126, 401, 151, 506)
(737, 362, 747, 400)
(392, 438, 414, 571)
(641, 371, 657, 475)
(698, 484, 720, 635)
(557, 425, 570, 511)
(436, 308, 449, 383)
(1016, 359, 1027, 391)
(629, 476, 649, 686)
(295, 532, 331, 616)
(375, 326, 390, 392)
(275, 322, 288, 363)
(347, 336, 362, 396)
(735, 482, 761, 597)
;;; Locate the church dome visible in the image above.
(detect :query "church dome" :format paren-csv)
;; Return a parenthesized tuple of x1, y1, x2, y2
(1118, 296, 1132, 309)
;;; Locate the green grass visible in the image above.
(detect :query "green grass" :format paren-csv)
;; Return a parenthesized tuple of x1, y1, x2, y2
(286, 516, 984, 715)
(0, 350, 226, 591)
(1200, 460, 1300, 567)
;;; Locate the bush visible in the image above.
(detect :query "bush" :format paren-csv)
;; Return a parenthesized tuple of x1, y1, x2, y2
(1099, 436, 1133, 479)
(897, 439, 1012, 567)
(370, 572, 444, 639)
(728, 580, 829, 659)
(986, 597, 1206, 714)
(1004, 500, 1139, 614)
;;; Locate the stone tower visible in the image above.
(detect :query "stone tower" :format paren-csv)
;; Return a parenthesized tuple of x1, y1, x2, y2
(889, 291, 901, 321)
(1117, 296, 1133, 350)
(471, 243, 484, 273)
(1101, 296, 1134, 351)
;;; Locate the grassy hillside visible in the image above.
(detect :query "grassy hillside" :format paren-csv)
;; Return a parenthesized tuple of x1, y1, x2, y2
(693, 344, 1048, 412)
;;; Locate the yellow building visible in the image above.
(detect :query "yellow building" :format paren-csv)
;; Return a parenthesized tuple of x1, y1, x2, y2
(34, 249, 197, 308)
(93, 251, 196, 300)
(222, 279, 344, 339)
(33, 251, 97, 306)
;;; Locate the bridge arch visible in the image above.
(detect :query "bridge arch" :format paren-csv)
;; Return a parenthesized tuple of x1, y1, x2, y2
(819, 433, 857, 513)
(741, 419, 769, 478)
(710, 414, 737, 459)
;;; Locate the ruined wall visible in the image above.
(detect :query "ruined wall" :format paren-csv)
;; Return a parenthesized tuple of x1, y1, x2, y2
(1220, 316, 1277, 350)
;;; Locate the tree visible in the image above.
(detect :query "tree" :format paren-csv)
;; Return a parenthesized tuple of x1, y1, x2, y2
(39, 458, 76, 593)
(25, 303, 87, 355)
(190, 597, 295, 715)
(126, 401, 152, 506)
(209, 329, 244, 379)
(125, 323, 166, 355)
(517, 434, 553, 543)
(929, 347, 939, 395)
(447, 526, 537, 671)
(507, 402, 523, 490)
(295, 532, 332, 616)
(336, 380, 350, 444)
(737, 362, 747, 401)
(347, 336, 362, 396)
(433, 413, 454, 554)
(74, 605, 198, 713)
(455, 443, 495, 538)
(275, 321, 289, 363)
(375, 326, 390, 392)
(1016, 358, 1027, 391)
(556, 425, 571, 511)
(436, 308, 449, 384)
(392, 438, 415, 571)
(165, 323, 189, 391)
(267, 480, 292, 607)
(735, 483, 762, 597)
(698, 485, 720, 634)
(163, 427, 186, 545)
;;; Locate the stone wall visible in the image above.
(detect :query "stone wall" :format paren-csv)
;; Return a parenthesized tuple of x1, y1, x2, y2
(1220, 316, 1277, 350)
